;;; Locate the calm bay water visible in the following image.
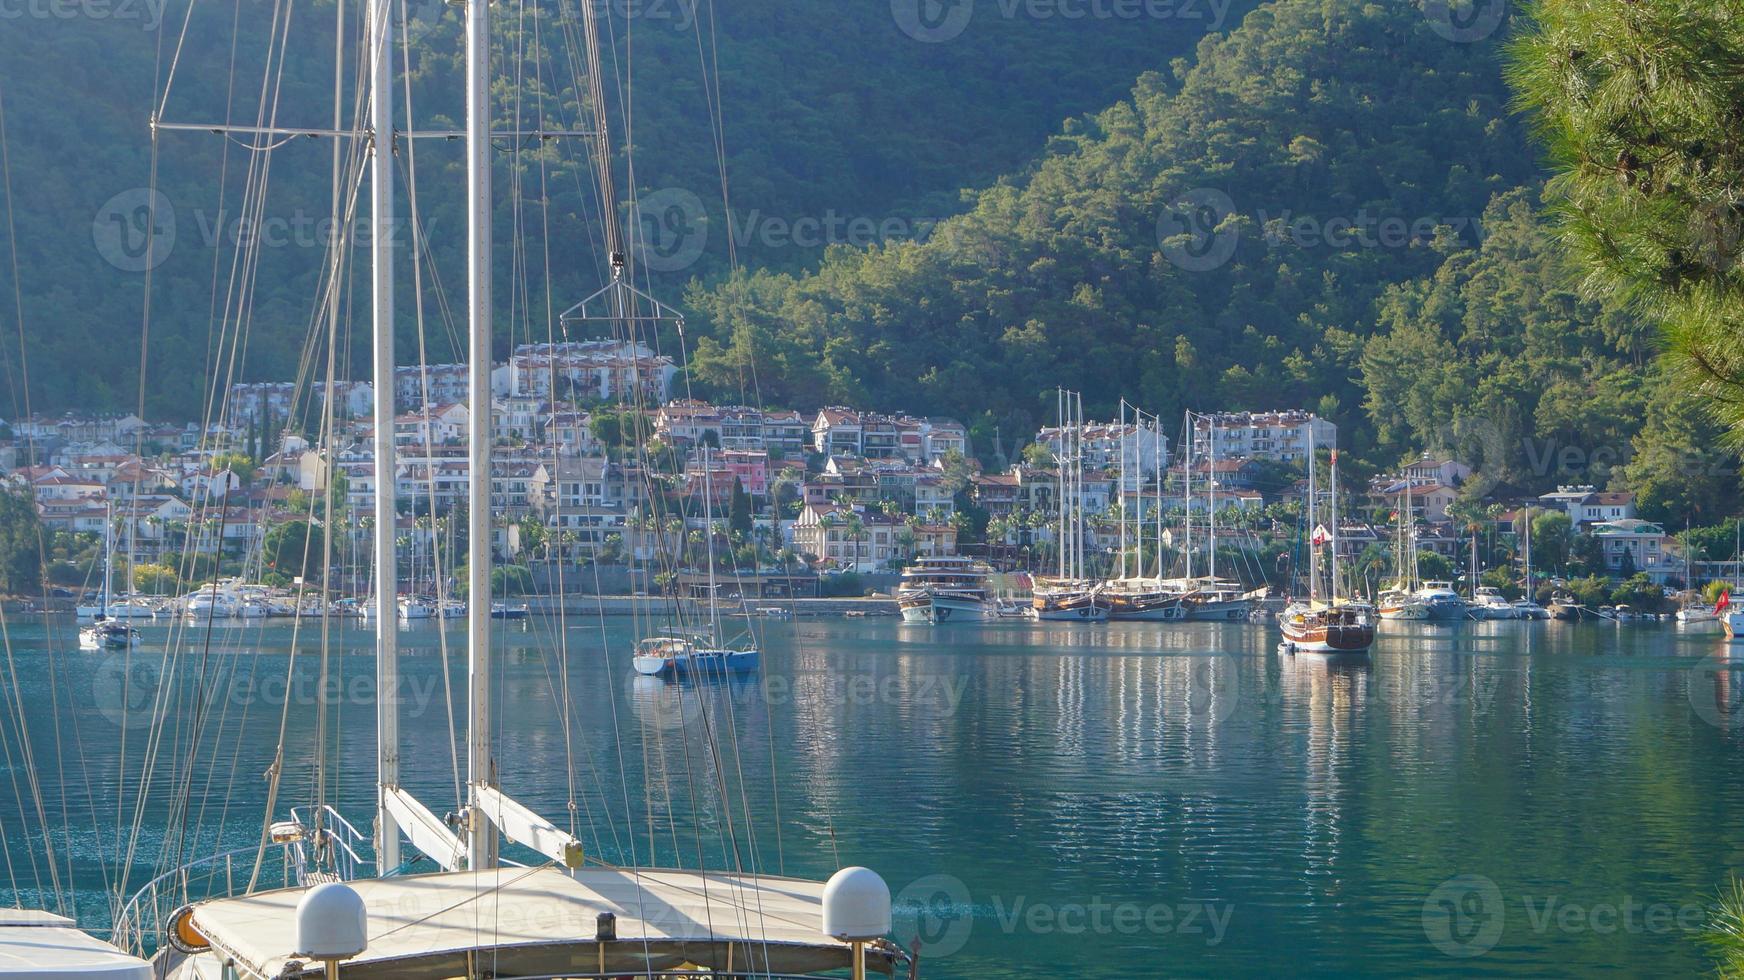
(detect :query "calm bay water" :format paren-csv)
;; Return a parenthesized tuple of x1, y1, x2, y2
(5, 613, 1744, 976)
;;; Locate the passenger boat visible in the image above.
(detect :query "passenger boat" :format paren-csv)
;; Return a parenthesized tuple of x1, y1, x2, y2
(898, 556, 998, 623)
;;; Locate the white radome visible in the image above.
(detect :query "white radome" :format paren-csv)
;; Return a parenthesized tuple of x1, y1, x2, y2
(822, 866, 891, 941)
(294, 881, 368, 960)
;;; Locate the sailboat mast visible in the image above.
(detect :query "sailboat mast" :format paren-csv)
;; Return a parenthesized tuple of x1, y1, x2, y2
(368, 0, 401, 875)
(1181, 411, 1192, 579)
(465, 0, 498, 871)
(1154, 415, 1164, 580)
(704, 446, 720, 641)
(1056, 389, 1065, 580)
(101, 502, 113, 616)
(1118, 401, 1127, 579)
(1208, 414, 1217, 583)
(1306, 424, 1317, 604)
(1329, 443, 1340, 601)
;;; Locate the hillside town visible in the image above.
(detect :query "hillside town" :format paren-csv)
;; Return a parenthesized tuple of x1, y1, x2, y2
(0, 341, 1708, 606)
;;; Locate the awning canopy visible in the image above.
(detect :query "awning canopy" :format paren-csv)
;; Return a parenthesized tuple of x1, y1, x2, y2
(189, 866, 897, 979)
(0, 911, 152, 980)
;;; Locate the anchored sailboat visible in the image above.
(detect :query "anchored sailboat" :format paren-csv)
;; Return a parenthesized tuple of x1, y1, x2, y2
(1279, 437, 1375, 655)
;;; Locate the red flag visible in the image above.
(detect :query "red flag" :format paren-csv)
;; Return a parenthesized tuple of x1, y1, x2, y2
(1718, 589, 1731, 614)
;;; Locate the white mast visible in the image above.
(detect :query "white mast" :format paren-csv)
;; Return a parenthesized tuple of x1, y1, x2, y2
(704, 446, 720, 642)
(1181, 412, 1193, 579)
(1329, 440, 1341, 602)
(1523, 505, 1533, 594)
(465, 0, 498, 871)
(1306, 423, 1317, 604)
(101, 502, 113, 617)
(1118, 401, 1127, 579)
(1055, 389, 1065, 580)
(1207, 414, 1217, 583)
(368, 0, 401, 875)
(1154, 414, 1164, 580)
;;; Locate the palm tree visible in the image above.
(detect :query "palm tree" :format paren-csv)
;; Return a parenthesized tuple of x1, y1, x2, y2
(846, 513, 866, 572)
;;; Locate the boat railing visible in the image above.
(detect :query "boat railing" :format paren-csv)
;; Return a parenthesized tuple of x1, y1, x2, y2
(111, 804, 373, 958)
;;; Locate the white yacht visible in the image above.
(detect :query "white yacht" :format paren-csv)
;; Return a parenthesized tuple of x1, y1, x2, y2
(1472, 586, 1519, 619)
(184, 586, 240, 621)
(1414, 580, 1471, 621)
(898, 556, 998, 623)
(1378, 587, 1431, 620)
(396, 595, 436, 620)
(1513, 597, 1551, 620)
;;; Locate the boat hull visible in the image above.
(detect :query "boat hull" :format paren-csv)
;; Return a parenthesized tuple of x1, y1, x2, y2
(635, 649, 761, 676)
(1280, 603, 1376, 654)
(1034, 605, 1109, 622)
(1183, 598, 1252, 622)
(898, 593, 994, 624)
(1105, 602, 1187, 622)
(1724, 611, 1744, 641)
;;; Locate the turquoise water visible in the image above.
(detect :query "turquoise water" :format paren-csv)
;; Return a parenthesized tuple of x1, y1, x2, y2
(5, 614, 1744, 976)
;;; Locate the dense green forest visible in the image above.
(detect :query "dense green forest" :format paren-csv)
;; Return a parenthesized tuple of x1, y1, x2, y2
(0, 0, 1251, 417)
(0, 0, 1735, 524)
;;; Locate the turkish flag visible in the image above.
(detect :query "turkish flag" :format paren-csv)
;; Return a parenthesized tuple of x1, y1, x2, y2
(1718, 589, 1731, 614)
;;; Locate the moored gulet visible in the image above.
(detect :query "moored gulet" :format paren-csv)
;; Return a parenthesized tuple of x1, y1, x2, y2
(102, 1, 911, 976)
(899, 555, 1000, 622)
(1279, 440, 1375, 656)
(1035, 388, 1109, 622)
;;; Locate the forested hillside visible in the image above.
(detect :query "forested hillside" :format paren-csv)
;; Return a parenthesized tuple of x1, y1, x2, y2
(0, 0, 1249, 416)
(682, 0, 1728, 519)
(0, 0, 1729, 522)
